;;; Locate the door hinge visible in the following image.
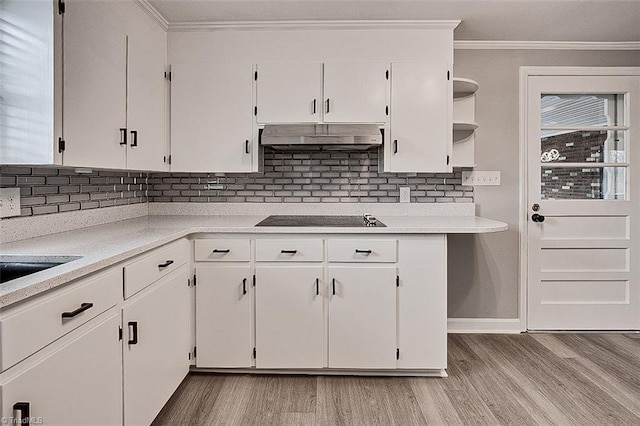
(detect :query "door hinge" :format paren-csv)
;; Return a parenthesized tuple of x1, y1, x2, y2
(254, 106, 258, 116)
(252, 274, 256, 287)
(396, 348, 400, 360)
(164, 71, 172, 81)
(163, 155, 172, 164)
(447, 70, 450, 80)
(193, 273, 196, 286)
(118, 327, 123, 341)
(385, 105, 389, 116)
(193, 346, 197, 357)
(254, 71, 258, 81)
(396, 275, 399, 287)
(58, 0, 65, 15)
(188, 352, 191, 360)
(253, 347, 256, 359)
(188, 278, 191, 287)
(447, 155, 450, 165)
(385, 69, 389, 80)
(58, 137, 65, 153)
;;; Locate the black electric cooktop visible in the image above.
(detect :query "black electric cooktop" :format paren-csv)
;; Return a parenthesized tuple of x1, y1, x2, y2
(255, 215, 386, 227)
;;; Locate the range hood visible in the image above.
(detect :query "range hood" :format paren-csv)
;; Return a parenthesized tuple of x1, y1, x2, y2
(260, 124, 383, 151)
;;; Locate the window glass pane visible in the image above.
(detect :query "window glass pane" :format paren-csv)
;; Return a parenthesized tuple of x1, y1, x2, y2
(541, 167, 626, 200)
(541, 94, 621, 128)
(540, 130, 626, 163)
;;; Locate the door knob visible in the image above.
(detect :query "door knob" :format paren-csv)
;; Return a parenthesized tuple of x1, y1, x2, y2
(531, 213, 545, 223)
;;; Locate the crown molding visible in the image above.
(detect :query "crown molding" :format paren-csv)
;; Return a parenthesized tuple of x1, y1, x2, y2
(133, 0, 169, 31)
(168, 20, 461, 32)
(454, 40, 640, 50)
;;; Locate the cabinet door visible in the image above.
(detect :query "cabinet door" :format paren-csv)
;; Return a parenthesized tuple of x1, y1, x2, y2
(63, 0, 127, 169)
(123, 265, 191, 426)
(256, 62, 321, 123)
(196, 266, 252, 367)
(324, 62, 388, 123)
(327, 266, 396, 369)
(126, 2, 167, 171)
(1, 313, 122, 425)
(171, 63, 254, 172)
(387, 62, 451, 172)
(255, 266, 324, 368)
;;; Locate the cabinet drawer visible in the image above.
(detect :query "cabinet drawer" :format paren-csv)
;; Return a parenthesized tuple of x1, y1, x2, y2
(255, 239, 323, 262)
(124, 238, 189, 298)
(328, 239, 397, 263)
(194, 239, 250, 262)
(0, 267, 121, 372)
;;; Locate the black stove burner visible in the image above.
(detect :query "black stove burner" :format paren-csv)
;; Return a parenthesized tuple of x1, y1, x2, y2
(255, 215, 386, 227)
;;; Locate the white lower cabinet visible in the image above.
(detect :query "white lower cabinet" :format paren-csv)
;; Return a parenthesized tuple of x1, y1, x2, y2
(0, 313, 122, 425)
(255, 266, 324, 369)
(123, 264, 191, 426)
(195, 265, 253, 368)
(327, 266, 397, 369)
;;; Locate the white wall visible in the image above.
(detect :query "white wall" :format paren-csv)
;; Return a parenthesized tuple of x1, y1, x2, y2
(448, 49, 640, 319)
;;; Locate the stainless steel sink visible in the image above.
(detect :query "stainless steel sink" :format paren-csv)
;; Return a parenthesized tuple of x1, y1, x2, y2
(0, 255, 82, 284)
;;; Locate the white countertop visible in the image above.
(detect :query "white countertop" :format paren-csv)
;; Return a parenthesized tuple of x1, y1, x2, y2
(0, 213, 507, 308)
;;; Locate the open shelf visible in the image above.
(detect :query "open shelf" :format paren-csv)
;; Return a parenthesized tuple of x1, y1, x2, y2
(453, 77, 479, 98)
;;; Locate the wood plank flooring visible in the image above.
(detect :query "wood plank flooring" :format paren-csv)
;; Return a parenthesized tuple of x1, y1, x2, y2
(152, 334, 640, 425)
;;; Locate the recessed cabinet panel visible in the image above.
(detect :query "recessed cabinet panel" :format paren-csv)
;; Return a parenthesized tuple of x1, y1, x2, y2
(323, 62, 388, 123)
(255, 266, 324, 368)
(196, 266, 253, 368)
(328, 266, 396, 369)
(388, 62, 451, 172)
(171, 62, 254, 172)
(256, 62, 322, 123)
(125, 3, 167, 171)
(63, 0, 127, 169)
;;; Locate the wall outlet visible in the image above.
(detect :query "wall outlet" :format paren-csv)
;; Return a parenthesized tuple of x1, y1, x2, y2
(399, 187, 411, 203)
(0, 187, 21, 218)
(461, 171, 501, 186)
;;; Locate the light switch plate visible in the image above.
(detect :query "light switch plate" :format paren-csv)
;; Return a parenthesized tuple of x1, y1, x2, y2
(399, 187, 411, 203)
(462, 171, 501, 186)
(0, 187, 21, 218)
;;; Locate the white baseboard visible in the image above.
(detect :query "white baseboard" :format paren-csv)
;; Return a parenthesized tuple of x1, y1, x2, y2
(448, 318, 522, 334)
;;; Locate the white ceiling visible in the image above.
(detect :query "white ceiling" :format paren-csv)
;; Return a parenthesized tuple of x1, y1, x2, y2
(148, 0, 640, 42)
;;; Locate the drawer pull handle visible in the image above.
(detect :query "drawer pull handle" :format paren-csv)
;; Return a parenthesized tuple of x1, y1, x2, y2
(281, 250, 298, 254)
(158, 260, 174, 268)
(332, 278, 336, 296)
(315, 278, 320, 296)
(355, 249, 372, 254)
(61, 302, 93, 319)
(13, 402, 30, 425)
(212, 249, 231, 253)
(128, 321, 138, 345)
(242, 278, 247, 295)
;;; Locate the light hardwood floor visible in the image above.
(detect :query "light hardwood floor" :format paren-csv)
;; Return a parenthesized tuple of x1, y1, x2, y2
(152, 334, 640, 425)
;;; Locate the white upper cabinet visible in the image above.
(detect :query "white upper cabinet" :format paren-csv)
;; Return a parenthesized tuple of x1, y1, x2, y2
(125, 2, 168, 171)
(256, 62, 388, 124)
(386, 62, 452, 173)
(323, 62, 388, 123)
(171, 62, 255, 173)
(256, 62, 322, 124)
(62, 0, 128, 169)
(62, 0, 167, 171)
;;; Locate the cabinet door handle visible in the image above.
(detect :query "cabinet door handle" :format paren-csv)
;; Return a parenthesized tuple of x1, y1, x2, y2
(332, 278, 336, 296)
(212, 249, 230, 253)
(281, 250, 298, 254)
(393, 139, 398, 154)
(315, 278, 320, 296)
(242, 278, 247, 295)
(355, 249, 372, 254)
(130, 130, 138, 147)
(245, 140, 250, 154)
(128, 321, 138, 345)
(158, 260, 174, 268)
(61, 302, 94, 319)
(119, 128, 127, 145)
(313, 99, 317, 114)
(13, 402, 30, 426)
(325, 98, 330, 113)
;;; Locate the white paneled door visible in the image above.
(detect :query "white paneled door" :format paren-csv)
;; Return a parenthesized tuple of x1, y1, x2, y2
(526, 72, 640, 330)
